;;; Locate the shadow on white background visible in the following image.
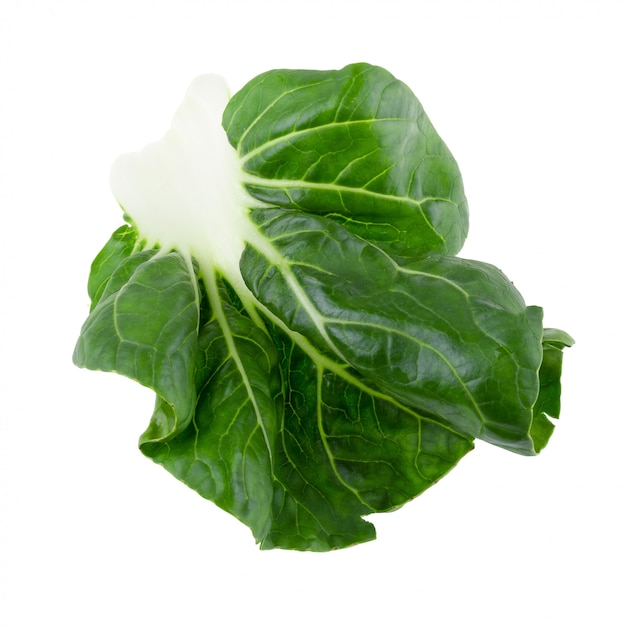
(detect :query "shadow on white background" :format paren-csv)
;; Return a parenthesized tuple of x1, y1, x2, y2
(1, 1, 624, 623)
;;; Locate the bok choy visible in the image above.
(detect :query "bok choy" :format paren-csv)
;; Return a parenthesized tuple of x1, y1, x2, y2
(73, 63, 573, 551)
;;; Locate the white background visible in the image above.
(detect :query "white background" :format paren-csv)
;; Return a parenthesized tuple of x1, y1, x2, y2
(1, 1, 624, 623)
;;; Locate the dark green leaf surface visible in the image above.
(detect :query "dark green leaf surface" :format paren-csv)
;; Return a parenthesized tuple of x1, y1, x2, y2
(260, 327, 473, 550)
(74, 248, 200, 440)
(87, 224, 137, 310)
(143, 286, 281, 542)
(530, 329, 575, 451)
(74, 63, 572, 550)
(224, 63, 469, 258)
(242, 208, 545, 455)
(74, 234, 473, 550)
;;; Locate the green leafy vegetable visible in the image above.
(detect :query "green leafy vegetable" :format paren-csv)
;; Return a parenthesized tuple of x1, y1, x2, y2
(73, 63, 573, 551)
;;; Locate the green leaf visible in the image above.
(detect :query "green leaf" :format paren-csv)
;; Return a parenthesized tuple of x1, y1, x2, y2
(260, 326, 473, 551)
(87, 224, 137, 310)
(242, 208, 546, 455)
(224, 63, 469, 258)
(74, 245, 200, 439)
(74, 63, 573, 551)
(74, 234, 472, 550)
(530, 329, 575, 452)
(142, 282, 281, 542)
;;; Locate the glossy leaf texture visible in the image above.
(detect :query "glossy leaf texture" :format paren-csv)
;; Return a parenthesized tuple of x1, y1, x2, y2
(242, 208, 546, 455)
(74, 231, 474, 550)
(223, 63, 469, 258)
(260, 325, 474, 550)
(74, 63, 573, 551)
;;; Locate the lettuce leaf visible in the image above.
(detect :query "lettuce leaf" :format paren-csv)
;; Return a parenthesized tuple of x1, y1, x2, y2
(73, 63, 573, 551)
